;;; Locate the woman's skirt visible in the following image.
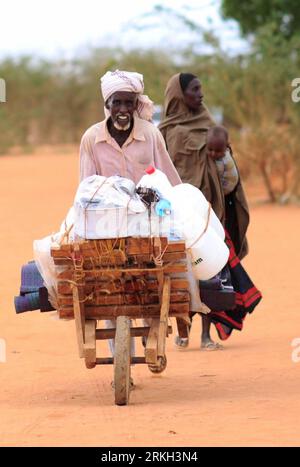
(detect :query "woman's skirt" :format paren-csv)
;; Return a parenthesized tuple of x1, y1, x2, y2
(209, 232, 262, 340)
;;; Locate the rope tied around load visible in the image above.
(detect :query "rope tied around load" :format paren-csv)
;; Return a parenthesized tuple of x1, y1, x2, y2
(187, 203, 212, 251)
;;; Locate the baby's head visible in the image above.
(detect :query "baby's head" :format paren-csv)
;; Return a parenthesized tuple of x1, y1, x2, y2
(206, 126, 229, 160)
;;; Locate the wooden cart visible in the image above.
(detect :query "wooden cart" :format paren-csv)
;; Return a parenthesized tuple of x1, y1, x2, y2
(51, 237, 190, 405)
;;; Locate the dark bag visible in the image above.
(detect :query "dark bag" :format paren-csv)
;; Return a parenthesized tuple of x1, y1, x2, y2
(199, 266, 236, 311)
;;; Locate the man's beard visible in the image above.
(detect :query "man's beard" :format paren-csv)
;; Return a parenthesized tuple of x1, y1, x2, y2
(113, 121, 131, 131)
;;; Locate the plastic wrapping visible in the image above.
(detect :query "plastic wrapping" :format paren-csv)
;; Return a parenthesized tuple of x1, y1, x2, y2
(33, 207, 76, 309)
(33, 233, 61, 309)
(74, 175, 150, 239)
(74, 175, 146, 213)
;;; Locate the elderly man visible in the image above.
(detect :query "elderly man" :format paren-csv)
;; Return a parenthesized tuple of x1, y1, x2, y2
(79, 70, 181, 185)
(79, 70, 182, 388)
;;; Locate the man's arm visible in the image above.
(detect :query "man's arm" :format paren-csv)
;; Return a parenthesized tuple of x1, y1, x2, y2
(153, 129, 182, 186)
(79, 132, 98, 182)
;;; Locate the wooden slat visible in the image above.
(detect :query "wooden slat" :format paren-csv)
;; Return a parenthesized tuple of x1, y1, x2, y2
(130, 357, 146, 364)
(127, 237, 168, 255)
(95, 325, 172, 340)
(73, 285, 85, 358)
(133, 252, 186, 262)
(145, 318, 159, 365)
(84, 319, 96, 369)
(52, 238, 169, 257)
(57, 262, 187, 280)
(57, 291, 189, 306)
(95, 357, 114, 365)
(157, 277, 171, 357)
(58, 302, 190, 319)
(57, 278, 189, 295)
(52, 249, 126, 262)
(52, 247, 127, 266)
(52, 251, 187, 267)
(54, 257, 126, 267)
(95, 357, 146, 365)
(57, 269, 123, 280)
(126, 238, 185, 254)
(51, 238, 186, 258)
(154, 237, 165, 301)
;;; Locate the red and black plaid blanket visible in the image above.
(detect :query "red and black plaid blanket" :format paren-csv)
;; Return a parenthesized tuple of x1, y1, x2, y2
(209, 232, 262, 340)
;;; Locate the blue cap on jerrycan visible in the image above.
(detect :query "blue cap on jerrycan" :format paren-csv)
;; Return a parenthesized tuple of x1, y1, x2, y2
(155, 199, 172, 217)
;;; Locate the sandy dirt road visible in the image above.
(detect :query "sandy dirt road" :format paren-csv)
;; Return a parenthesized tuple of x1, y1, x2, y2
(0, 149, 299, 447)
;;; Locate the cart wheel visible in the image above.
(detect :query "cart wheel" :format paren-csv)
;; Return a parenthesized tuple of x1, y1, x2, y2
(148, 355, 167, 374)
(114, 316, 131, 406)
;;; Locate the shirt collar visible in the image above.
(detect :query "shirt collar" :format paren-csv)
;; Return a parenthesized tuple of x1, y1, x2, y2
(95, 116, 146, 144)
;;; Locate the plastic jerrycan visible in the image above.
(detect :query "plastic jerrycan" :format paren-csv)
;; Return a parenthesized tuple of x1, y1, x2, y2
(169, 183, 225, 240)
(168, 184, 229, 280)
(184, 215, 229, 280)
(136, 165, 173, 199)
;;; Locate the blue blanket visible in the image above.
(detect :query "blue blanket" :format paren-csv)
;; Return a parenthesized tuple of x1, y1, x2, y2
(14, 261, 55, 313)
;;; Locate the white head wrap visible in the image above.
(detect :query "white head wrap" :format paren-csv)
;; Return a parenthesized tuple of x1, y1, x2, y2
(100, 70, 154, 121)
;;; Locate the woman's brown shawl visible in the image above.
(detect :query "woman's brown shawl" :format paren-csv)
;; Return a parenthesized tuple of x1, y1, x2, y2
(159, 73, 249, 259)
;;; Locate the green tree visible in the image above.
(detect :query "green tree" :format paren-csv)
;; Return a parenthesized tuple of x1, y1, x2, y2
(221, 0, 300, 38)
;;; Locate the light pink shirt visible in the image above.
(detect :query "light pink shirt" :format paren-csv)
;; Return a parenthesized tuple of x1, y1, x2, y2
(79, 117, 182, 186)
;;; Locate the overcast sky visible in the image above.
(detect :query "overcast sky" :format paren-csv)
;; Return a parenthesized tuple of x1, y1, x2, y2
(0, 0, 249, 58)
